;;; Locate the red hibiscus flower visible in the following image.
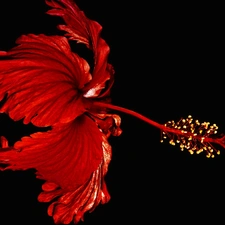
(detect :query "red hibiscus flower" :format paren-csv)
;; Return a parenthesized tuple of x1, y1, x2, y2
(1, 0, 225, 224)
(0, 0, 121, 224)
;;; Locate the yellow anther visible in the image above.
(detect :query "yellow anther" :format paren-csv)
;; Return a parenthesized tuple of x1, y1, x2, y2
(189, 150, 194, 155)
(197, 149, 203, 154)
(161, 116, 220, 158)
(188, 136, 192, 141)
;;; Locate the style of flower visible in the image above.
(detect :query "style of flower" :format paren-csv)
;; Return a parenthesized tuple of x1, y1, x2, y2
(1, 0, 225, 224)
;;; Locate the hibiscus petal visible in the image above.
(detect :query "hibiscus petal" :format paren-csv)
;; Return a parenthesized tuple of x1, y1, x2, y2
(0, 34, 92, 126)
(0, 136, 8, 148)
(0, 136, 14, 152)
(0, 115, 104, 191)
(0, 51, 7, 56)
(46, 0, 91, 47)
(38, 136, 111, 224)
(46, 0, 115, 98)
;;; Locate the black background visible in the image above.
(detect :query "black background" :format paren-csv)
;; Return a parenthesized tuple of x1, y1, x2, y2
(0, 1, 224, 224)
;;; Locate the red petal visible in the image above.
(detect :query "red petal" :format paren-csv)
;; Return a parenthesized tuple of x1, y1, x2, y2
(0, 136, 8, 148)
(38, 136, 111, 224)
(0, 34, 91, 126)
(46, 0, 90, 47)
(0, 115, 103, 191)
(0, 51, 7, 56)
(0, 136, 14, 152)
(46, 0, 114, 98)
